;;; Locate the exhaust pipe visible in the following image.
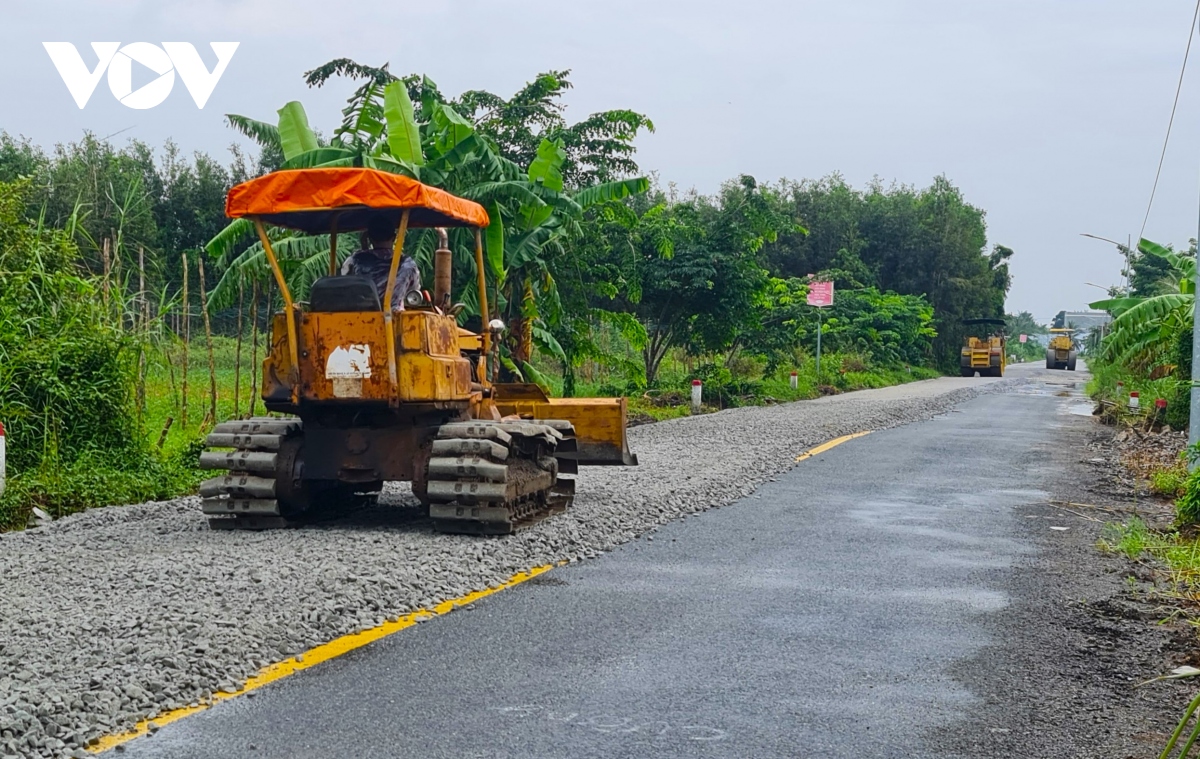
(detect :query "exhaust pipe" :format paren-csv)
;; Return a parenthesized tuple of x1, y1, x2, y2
(434, 228, 452, 308)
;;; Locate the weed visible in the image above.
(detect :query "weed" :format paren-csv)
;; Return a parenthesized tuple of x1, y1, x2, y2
(1154, 456, 1191, 499)
(1101, 517, 1152, 560)
(1180, 470, 1200, 526)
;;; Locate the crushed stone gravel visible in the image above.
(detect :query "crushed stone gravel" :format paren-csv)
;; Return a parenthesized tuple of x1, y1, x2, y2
(0, 376, 1019, 757)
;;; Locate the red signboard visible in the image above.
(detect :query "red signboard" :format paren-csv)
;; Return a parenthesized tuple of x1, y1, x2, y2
(1019, 334, 1027, 343)
(807, 281, 834, 307)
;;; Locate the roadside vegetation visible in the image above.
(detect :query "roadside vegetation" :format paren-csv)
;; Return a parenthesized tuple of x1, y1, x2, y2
(1003, 310, 1049, 363)
(1086, 237, 1199, 525)
(0, 60, 1012, 529)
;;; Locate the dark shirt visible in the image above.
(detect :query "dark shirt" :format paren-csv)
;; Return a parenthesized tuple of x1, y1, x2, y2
(340, 247, 422, 310)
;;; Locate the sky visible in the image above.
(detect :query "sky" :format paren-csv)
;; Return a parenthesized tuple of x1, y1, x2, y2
(2, 0, 1200, 324)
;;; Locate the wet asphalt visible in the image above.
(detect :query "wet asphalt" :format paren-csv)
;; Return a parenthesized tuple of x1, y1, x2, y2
(121, 365, 1083, 758)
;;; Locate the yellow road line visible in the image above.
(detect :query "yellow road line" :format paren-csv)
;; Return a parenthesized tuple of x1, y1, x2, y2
(794, 430, 872, 462)
(90, 562, 558, 753)
(90, 430, 873, 752)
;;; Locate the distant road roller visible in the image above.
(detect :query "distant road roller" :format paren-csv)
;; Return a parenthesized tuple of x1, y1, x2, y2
(1045, 328, 1077, 371)
(960, 318, 1007, 377)
(199, 167, 636, 534)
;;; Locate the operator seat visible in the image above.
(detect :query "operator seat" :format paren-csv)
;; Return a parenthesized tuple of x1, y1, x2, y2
(308, 275, 382, 312)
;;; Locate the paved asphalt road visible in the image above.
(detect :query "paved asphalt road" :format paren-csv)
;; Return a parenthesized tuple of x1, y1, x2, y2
(123, 363, 1086, 758)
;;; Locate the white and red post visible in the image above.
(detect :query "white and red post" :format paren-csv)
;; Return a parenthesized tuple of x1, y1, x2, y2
(0, 421, 6, 498)
(691, 379, 703, 414)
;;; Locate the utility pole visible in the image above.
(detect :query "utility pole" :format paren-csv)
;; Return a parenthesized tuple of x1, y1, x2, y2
(1191, 200, 1200, 465)
(815, 310, 822, 380)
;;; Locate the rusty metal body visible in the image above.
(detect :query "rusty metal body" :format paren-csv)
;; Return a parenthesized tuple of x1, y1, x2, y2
(200, 168, 636, 533)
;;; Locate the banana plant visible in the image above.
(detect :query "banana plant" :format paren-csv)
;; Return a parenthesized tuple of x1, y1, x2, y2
(1090, 238, 1196, 368)
(206, 69, 650, 378)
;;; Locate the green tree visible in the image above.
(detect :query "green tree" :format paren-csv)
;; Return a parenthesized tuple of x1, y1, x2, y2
(1005, 310, 1046, 337)
(761, 174, 1011, 370)
(209, 61, 653, 381)
(599, 176, 798, 386)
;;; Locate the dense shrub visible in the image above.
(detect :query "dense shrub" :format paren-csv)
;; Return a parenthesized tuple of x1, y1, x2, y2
(0, 179, 198, 529)
(0, 179, 140, 470)
(1177, 468, 1200, 526)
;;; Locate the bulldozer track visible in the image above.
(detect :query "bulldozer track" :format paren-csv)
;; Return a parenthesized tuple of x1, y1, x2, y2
(199, 417, 303, 530)
(200, 417, 374, 530)
(199, 417, 578, 534)
(424, 419, 578, 536)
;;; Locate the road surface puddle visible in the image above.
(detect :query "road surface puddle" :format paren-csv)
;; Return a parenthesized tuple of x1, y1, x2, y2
(1066, 402, 1095, 417)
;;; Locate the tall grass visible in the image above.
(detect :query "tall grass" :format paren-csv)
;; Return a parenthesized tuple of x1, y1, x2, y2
(0, 179, 208, 529)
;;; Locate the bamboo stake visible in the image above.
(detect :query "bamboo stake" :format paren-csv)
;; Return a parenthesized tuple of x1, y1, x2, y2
(248, 280, 260, 417)
(101, 238, 111, 310)
(181, 252, 190, 430)
(156, 417, 174, 450)
(234, 276, 244, 417)
(197, 256, 217, 427)
(137, 245, 146, 422)
(139, 246, 148, 325)
(164, 337, 178, 412)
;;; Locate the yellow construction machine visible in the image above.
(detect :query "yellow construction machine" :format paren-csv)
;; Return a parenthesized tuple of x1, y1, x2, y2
(199, 167, 636, 534)
(959, 318, 1007, 377)
(1045, 328, 1077, 371)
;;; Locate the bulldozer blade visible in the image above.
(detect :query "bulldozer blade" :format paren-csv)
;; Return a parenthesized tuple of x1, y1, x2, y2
(492, 383, 638, 466)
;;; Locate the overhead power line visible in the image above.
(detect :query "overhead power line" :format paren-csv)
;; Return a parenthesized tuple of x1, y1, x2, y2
(1139, 0, 1200, 243)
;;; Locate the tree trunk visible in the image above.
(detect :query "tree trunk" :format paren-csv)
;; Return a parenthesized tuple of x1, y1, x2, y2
(643, 324, 673, 388)
(562, 361, 575, 398)
(510, 278, 535, 366)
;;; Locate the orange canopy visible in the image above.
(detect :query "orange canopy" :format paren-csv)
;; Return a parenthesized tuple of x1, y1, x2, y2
(225, 167, 490, 232)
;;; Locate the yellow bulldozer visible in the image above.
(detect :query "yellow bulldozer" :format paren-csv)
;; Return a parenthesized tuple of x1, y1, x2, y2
(1045, 328, 1077, 371)
(198, 167, 636, 534)
(959, 318, 1007, 377)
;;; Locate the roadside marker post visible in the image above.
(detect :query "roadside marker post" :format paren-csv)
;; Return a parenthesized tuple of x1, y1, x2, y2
(0, 421, 5, 498)
(1129, 391, 1140, 412)
(790, 371, 798, 390)
(691, 379, 702, 414)
(807, 281, 834, 382)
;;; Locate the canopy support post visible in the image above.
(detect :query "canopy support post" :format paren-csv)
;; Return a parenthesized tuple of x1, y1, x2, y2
(383, 209, 412, 401)
(475, 228, 491, 386)
(253, 218, 300, 404)
(328, 213, 339, 276)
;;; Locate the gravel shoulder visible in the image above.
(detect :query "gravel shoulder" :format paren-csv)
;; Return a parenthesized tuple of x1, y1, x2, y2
(0, 372, 1019, 758)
